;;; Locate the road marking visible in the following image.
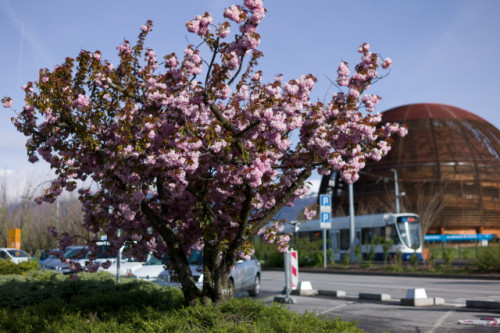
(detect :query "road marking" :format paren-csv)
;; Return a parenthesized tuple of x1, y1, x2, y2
(320, 303, 349, 315)
(428, 310, 453, 333)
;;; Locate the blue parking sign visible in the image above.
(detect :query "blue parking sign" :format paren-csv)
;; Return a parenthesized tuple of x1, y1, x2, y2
(320, 212, 331, 228)
(321, 212, 330, 222)
(320, 195, 331, 207)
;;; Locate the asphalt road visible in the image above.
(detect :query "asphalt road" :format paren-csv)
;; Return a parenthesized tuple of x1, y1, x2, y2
(256, 270, 500, 332)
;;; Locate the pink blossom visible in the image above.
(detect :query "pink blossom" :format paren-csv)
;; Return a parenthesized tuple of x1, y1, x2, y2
(304, 206, 317, 220)
(217, 22, 231, 38)
(224, 5, 246, 23)
(117, 42, 132, 54)
(73, 94, 90, 108)
(381, 57, 392, 69)
(244, 0, 263, 11)
(214, 84, 231, 100)
(362, 94, 380, 112)
(251, 71, 262, 81)
(337, 61, 350, 86)
(222, 51, 239, 70)
(358, 42, 370, 54)
(28, 155, 39, 163)
(186, 12, 213, 36)
(2, 98, 13, 108)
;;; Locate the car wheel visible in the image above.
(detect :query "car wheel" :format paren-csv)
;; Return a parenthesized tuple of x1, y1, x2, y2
(248, 275, 260, 297)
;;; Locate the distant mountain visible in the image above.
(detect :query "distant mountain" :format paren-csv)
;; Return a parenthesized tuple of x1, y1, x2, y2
(274, 179, 320, 222)
(274, 194, 317, 222)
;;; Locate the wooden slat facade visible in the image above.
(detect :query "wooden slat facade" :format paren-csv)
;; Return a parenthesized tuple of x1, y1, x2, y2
(319, 103, 500, 237)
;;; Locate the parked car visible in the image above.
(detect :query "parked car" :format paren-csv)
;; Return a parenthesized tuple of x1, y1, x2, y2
(34, 249, 61, 267)
(0, 248, 31, 264)
(130, 254, 169, 282)
(98, 252, 148, 277)
(39, 247, 77, 271)
(42, 242, 116, 274)
(156, 250, 261, 296)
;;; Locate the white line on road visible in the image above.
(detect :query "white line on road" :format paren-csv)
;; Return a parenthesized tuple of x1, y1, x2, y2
(427, 310, 453, 333)
(320, 303, 348, 315)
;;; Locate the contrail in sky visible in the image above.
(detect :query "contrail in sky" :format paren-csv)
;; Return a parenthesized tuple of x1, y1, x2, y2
(17, 21, 24, 85)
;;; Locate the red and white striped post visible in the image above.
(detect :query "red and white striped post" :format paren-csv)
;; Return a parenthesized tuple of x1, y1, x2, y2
(289, 249, 299, 289)
(284, 248, 299, 301)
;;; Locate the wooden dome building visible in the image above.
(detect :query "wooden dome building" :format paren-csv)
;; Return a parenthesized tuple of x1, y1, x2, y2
(319, 103, 500, 237)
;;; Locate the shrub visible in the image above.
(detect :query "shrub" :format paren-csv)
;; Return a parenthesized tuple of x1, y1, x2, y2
(0, 274, 364, 332)
(475, 245, 500, 272)
(253, 239, 284, 268)
(254, 238, 334, 268)
(0, 260, 39, 275)
(442, 247, 454, 267)
(409, 253, 419, 270)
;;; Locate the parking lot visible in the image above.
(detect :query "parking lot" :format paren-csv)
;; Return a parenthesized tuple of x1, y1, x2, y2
(257, 270, 500, 332)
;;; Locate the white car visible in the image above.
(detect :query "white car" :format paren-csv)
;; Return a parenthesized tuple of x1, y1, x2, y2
(156, 250, 261, 296)
(130, 255, 168, 282)
(0, 248, 31, 264)
(43, 242, 116, 274)
(99, 253, 148, 277)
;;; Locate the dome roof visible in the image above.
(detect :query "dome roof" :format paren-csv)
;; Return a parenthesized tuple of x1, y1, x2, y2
(374, 103, 500, 171)
(381, 103, 487, 122)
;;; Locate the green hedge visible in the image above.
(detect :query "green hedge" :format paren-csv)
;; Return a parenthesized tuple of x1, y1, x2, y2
(0, 271, 363, 332)
(0, 260, 39, 275)
(254, 238, 334, 268)
(475, 245, 500, 271)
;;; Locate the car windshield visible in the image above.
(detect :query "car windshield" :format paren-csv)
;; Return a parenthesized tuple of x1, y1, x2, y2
(63, 247, 89, 259)
(7, 249, 29, 257)
(396, 216, 421, 249)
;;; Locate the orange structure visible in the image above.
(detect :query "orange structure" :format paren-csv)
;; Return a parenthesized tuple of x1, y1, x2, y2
(319, 103, 500, 237)
(8, 229, 21, 249)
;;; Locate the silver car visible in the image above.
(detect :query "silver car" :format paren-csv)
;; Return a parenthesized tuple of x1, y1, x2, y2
(156, 250, 261, 297)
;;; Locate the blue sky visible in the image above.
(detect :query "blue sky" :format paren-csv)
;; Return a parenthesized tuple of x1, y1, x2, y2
(1, 0, 499, 196)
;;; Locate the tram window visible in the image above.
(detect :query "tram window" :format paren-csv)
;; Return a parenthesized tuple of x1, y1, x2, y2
(362, 227, 384, 244)
(390, 225, 401, 245)
(362, 228, 372, 244)
(340, 229, 349, 250)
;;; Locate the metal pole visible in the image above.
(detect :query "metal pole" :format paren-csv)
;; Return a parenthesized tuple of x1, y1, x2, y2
(284, 251, 290, 300)
(391, 169, 400, 214)
(323, 228, 327, 268)
(116, 229, 121, 284)
(349, 183, 356, 262)
(56, 199, 59, 230)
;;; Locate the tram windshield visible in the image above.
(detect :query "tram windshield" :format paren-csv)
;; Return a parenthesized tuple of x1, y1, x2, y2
(396, 216, 421, 249)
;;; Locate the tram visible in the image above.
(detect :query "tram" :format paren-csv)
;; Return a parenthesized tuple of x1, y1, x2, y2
(285, 213, 423, 261)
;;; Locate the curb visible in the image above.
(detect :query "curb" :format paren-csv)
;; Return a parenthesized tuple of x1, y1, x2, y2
(291, 290, 500, 310)
(466, 300, 500, 310)
(262, 267, 500, 280)
(359, 293, 391, 301)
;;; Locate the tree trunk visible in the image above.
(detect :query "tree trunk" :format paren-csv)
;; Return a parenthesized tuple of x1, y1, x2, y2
(200, 243, 234, 305)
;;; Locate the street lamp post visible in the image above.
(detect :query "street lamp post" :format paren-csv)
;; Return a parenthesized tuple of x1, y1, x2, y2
(390, 168, 400, 214)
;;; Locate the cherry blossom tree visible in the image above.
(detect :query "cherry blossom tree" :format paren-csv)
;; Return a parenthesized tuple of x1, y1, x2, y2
(3, 0, 406, 305)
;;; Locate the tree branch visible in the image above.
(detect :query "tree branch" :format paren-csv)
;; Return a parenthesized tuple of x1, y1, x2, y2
(250, 168, 312, 233)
